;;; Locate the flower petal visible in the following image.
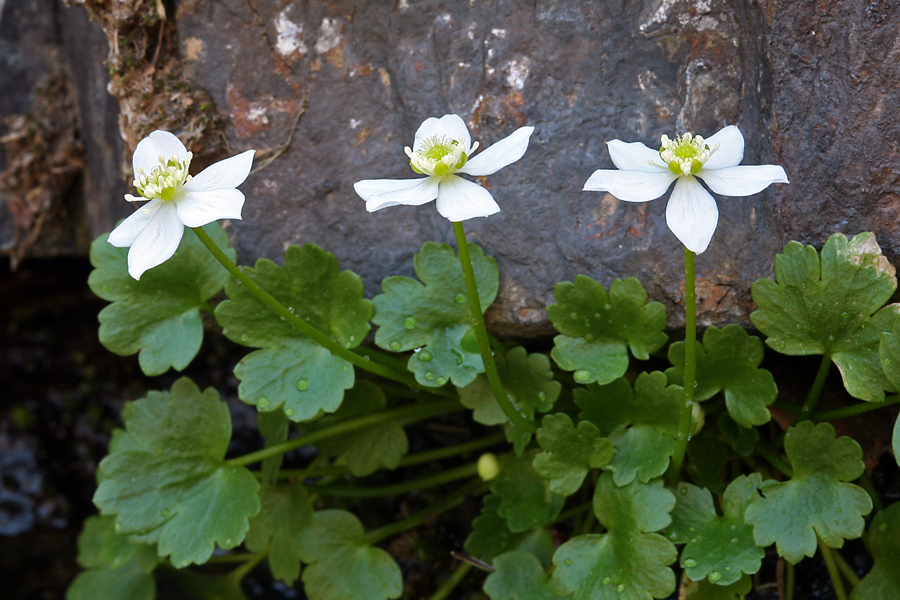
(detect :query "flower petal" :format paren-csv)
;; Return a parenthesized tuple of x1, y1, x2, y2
(583, 168, 677, 202)
(414, 114, 471, 152)
(107, 199, 164, 247)
(183, 150, 255, 192)
(126, 201, 185, 280)
(355, 177, 440, 212)
(176, 189, 245, 227)
(702, 125, 744, 170)
(132, 131, 188, 175)
(607, 139, 664, 172)
(458, 126, 534, 176)
(697, 164, 789, 197)
(665, 176, 718, 254)
(435, 175, 500, 221)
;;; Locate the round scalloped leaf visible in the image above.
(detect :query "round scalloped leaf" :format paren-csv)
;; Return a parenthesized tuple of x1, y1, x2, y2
(575, 373, 682, 486)
(668, 475, 768, 586)
(751, 233, 900, 402)
(851, 501, 900, 599)
(744, 421, 872, 563)
(485, 551, 573, 600)
(534, 414, 613, 496)
(667, 325, 777, 427)
(93, 378, 260, 567)
(548, 276, 668, 385)
(551, 474, 677, 600)
(215, 244, 372, 421)
(464, 494, 555, 567)
(245, 482, 313, 585)
(296, 510, 402, 600)
(373, 242, 498, 387)
(493, 454, 566, 533)
(88, 222, 235, 376)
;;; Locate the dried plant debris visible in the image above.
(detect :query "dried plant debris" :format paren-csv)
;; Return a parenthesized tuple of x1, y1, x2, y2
(0, 73, 85, 269)
(66, 0, 226, 161)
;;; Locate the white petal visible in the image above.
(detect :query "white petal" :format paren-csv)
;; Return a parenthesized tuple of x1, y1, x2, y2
(435, 175, 500, 221)
(355, 177, 440, 212)
(697, 164, 789, 197)
(414, 114, 471, 151)
(183, 150, 255, 192)
(107, 199, 163, 247)
(176, 189, 245, 227)
(665, 176, 719, 254)
(583, 169, 677, 202)
(702, 125, 744, 170)
(126, 201, 185, 280)
(132, 131, 188, 175)
(607, 139, 664, 172)
(458, 126, 534, 176)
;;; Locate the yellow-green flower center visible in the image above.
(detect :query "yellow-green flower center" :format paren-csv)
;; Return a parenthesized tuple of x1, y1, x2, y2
(659, 133, 713, 176)
(134, 152, 193, 201)
(405, 136, 471, 177)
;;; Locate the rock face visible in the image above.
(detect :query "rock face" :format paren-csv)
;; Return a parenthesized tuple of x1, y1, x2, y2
(3, 0, 900, 336)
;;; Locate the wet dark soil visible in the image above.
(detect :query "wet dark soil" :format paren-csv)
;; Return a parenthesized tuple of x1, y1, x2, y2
(1, 257, 896, 600)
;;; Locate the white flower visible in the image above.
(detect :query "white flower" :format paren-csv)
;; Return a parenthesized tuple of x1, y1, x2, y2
(583, 125, 788, 253)
(108, 131, 255, 279)
(354, 114, 534, 222)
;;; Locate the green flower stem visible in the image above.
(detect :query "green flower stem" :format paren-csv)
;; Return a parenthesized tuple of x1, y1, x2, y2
(831, 547, 861, 587)
(857, 471, 885, 513)
(225, 399, 460, 468)
(668, 247, 697, 484)
(191, 227, 426, 391)
(227, 548, 269, 583)
(772, 400, 801, 415)
(547, 502, 592, 527)
(311, 462, 479, 497)
(786, 560, 795, 600)
(428, 562, 473, 600)
(800, 353, 832, 421)
(812, 394, 900, 421)
(365, 478, 488, 545)
(818, 537, 849, 600)
(451, 221, 536, 433)
(757, 445, 794, 479)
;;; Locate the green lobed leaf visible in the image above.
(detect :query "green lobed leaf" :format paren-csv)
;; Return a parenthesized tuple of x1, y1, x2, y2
(717, 414, 758, 457)
(751, 233, 900, 402)
(88, 222, 235, 376)
(215, 243, 372, 421)
(667, 325, 777, 427)
(492, 453, 566, 533)
(880, 318, 900, 391)
(575, 373, 682, 486)
(668, 475, 769, 586)
(296, 510, 402, 600)
(245, 482, 313, 585)
(744, 421, 872, 563)
(533, 413, 613, 496)
(551, 473, 677, 600)
(313, 381, 408, 476)
(373, 242, 498, 387)
(67, 515, 158, 600)
(548, 276, 667, 385)
(93, 378, 260, 566)
(257, 410, 290, 483)
(851, 501, 900, 599)
(680, 575, 752, 600)
(464, 494, 555, 567)
(484, 550, 573, 600)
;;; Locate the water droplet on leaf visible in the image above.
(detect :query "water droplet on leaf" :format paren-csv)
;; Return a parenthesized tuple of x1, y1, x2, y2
(403, 316, 417, 329)
(390, 341, 401, 351)
(684, 558, 697, 568)
(257, 397, 270, 409)
(454, 293, 466, 304)
(573, 369, 591, 383)
(418, 350, 433, 362)
(296, 379, 309, 391)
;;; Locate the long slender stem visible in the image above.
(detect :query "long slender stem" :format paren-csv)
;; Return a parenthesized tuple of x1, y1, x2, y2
(818, 538, 849, 600)
(831, 548, 861, 587)
(757, 445, 794, 478)
(225, 399, 460, 468)
(547, 502, 592, 527)
(429, 562, 473, 600)
(813, 395, 900, 421)
(365, 479, 488, 545)
(857, 471, 885, 513)
(668, 247, 697, 484)
(799, 353, 832, 421)
(786, 560, 795, 600)
(191, 227, 426, 391)
(311, 462, 478, 497)
(451, 222, 536, 432)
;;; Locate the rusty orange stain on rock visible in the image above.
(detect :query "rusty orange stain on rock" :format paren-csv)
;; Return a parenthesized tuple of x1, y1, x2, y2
(226, 82, 300, 140)
(352, 126, 373, 146)
(414, 61, 426, 73)
(354, 60, 374, 77)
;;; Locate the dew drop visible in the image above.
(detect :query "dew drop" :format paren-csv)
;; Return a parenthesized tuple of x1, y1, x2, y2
(403, 316, 417, 329)
(257, 397, 270, 409)
(225, 538, 232, 545)
(284, 408, 294, 417)
(418, 350, 434, 362)
(162, 508, 170, 518)
(602, 577, 611, 585)
(724, 566, 732, 572)
(616, 584, 625, 593)
(182, 560, 190, 567)
(570, 312, 578, 319)
(683, 558, 697, 568)
(389, 341, 402, 351)
(425, 371, 435, 381)
(342, 364, 349, 370)
(708, 571, 721, 583)
(594, 312, 602, 318)
(585, 334, 594, 342)
(834, 520, 840, 525)
(573, 369, 591, 383)
(730, 537, 738, 543)
(564, 559, 572, 566)
(349, 335, 356, 342)
(436, 376, 448, 386)
(241, 334, 249, 342)
(454, 293, 466, 304)
(296, 378, 309, 391)
(537, 391, 547, 402)
(837, 508, 843, 514)
(115, 522, 122, 533)
(782, 510, 787, 515)
(878, 523, 888, 532)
